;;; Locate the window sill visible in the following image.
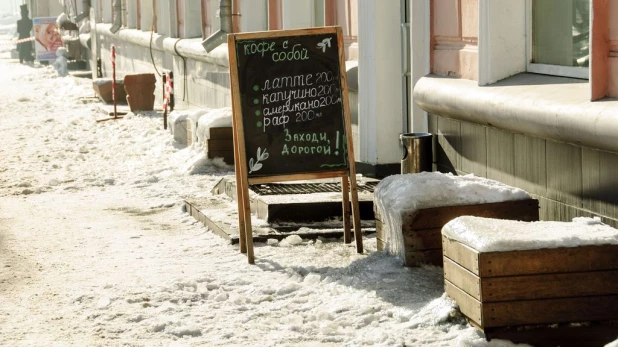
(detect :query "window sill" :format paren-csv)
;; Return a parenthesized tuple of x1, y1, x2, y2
(527, 63, 589, 80)
(414, 73, 618, 153)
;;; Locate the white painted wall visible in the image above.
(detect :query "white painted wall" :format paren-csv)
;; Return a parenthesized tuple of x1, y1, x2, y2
(28, 0, 64, 18)
(140, 1, 155, 31)
(409, 0, 430, 132)
(478, 0, 526, 85)
(126, 1, 138, 29)
(282, 0, 314, 29)
(358, 0, 404, 164)
(90, 5, 100, 78)
(102, 0, 112, 23)
(209, 0, 221, 33)
(241, 0, 268, 32)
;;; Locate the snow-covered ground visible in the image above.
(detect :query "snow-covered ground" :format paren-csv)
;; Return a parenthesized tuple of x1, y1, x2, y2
(0, 35, 616, 346)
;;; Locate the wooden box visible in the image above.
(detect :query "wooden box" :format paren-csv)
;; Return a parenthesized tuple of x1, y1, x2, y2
(186, 117, 195, 146)
(123, 73, 156, 111)
(443, 237, 618, 331)
(207, 127, 234, 165)
(375, 199, 539, 266)
(92, 79, 126, 104)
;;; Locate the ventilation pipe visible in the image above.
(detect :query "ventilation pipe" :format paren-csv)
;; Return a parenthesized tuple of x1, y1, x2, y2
(110, 0, 122, 34)
(74, 0, 91, 22)
(201, 0, 232, 52)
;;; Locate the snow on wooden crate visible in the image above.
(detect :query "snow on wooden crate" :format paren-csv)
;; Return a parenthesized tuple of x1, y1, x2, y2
(167, 107, 234, 164)
(375, 199, 539, 266)
(373, 172, 538, 266)
(189, 108, 233, 165)
(442, 216, 618, 330)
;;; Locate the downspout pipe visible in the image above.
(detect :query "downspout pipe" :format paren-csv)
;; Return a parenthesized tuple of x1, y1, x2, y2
(201, 0, 232, 52)
(74, 0, 91, 22)
(110, 0, 122, 34)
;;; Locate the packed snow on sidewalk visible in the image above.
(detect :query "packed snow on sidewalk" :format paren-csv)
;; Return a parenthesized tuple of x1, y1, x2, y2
(1, 34, 616, 346)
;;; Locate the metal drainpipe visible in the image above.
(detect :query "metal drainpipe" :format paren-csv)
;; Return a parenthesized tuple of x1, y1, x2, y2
(201, 0, 233, 52)
(74, 0, 91, 22)
(110, 0, 122, 34)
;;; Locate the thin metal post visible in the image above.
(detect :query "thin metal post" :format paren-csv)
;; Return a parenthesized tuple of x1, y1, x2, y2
(162, 73, 167, 130)
(112, 45, 117, 119)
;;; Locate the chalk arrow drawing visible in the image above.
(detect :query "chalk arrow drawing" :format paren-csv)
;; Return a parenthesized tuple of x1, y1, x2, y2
(317, 38, 332, 53)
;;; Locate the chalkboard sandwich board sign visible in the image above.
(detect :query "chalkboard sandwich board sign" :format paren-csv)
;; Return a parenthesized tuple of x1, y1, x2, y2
(228, 26, 363, 263)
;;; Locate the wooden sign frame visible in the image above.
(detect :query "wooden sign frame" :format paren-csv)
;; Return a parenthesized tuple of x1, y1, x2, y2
(228, 26, 363, 263)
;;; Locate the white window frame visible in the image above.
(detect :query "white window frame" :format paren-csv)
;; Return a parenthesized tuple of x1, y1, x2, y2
(525, 0, 590, 80)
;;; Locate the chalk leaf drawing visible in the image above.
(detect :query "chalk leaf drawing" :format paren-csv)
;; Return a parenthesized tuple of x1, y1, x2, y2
(248, 147, 269, 174)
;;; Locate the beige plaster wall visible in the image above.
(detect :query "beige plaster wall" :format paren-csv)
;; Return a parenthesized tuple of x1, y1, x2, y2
(431, 0, 478, 80)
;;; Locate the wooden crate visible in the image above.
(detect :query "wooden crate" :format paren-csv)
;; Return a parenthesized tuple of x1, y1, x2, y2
(186, 118, 194, 146)
(207, 127, 234, 165)
(375, 199, 539, 266)
(92, 79, 126, 104)
(443, 237, 618, 330)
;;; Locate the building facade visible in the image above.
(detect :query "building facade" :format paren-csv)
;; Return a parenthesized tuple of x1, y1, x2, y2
(411, 0, 618, 227)
(59, 0, 617, 227)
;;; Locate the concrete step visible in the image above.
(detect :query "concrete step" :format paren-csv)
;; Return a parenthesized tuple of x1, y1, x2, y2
(184, 196, 376, 244)
(210, 176, 378, 223)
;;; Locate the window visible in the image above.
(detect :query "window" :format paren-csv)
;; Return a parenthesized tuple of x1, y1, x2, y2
(268, 0, 357, 60)
(326, 0, 358, 60)
(527, 0, 590, 79)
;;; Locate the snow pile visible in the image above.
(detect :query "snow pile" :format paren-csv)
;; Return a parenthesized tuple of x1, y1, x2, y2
(92, 78, 118, 86)
(56, 12, 68, 26)
(52, 47, 68, 76)
(167, 108, 232, 147)
(374, 172, 531, 262)
(406, 293, 461, 328)
(167, 108, 208, 144)
(0, 33, 16, 59)
(0, 23, 16, 35)
(195, 106, 233, 142)
(443, 216, 618, 252)
(606, 340, 618, 347)
(186, 108, 211, 144)
(79, 18, 90, 34)
(0, 64, 231, 197)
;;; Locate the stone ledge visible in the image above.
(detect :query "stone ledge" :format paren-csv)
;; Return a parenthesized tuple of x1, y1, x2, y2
(414, 73, 618, 153)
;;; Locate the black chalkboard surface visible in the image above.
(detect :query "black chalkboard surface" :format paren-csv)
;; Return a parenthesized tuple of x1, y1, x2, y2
(228, 27, 363, 264)
(229, 27, 349, 178)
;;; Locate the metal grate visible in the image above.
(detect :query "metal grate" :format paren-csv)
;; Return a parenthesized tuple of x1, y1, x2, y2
(249, 181, 378, 196)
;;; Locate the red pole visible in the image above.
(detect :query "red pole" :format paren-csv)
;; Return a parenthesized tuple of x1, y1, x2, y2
(163, 73, 168, 129)
(168, 71, 174, 112)
(111, 45, 117, 119)
(162, 72, 174, 130)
